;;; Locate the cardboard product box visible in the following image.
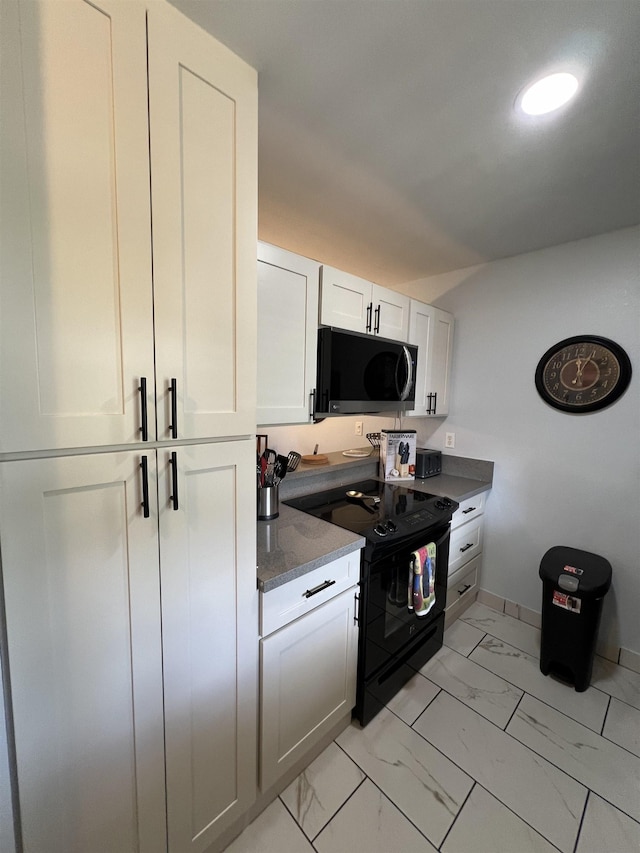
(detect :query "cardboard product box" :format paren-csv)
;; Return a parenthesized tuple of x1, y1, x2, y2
(380, 430, 417, 481)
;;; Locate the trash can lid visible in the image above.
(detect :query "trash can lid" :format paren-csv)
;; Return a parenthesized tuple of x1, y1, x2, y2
(539, 546, 612, 596)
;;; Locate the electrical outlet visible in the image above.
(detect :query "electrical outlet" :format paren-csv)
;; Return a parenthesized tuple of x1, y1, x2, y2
(445, 432, 455, 448)
(355, 421, 363, 436)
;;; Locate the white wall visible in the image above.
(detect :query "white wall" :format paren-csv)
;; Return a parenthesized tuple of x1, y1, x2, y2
(411, 227, 640, 654)
(259, 414, 396, 458)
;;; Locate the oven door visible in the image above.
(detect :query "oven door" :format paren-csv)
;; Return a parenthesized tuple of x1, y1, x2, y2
(361, 522, 450, 683)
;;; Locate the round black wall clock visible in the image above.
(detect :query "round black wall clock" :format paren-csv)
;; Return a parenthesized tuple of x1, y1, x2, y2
(535, 335, 632, 413)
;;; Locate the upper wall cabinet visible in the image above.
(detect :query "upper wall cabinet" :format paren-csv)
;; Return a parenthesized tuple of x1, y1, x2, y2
(406, 300, 454, 418)
(320, 266, 410, 341)
(148, 4, 257, 442)
(0, 0, 257, 454)
(257, 243, 319, 425)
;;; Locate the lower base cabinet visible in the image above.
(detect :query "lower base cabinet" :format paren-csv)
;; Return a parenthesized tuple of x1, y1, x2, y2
(0, 441, 257, 853)
(260, 586, 359, 791)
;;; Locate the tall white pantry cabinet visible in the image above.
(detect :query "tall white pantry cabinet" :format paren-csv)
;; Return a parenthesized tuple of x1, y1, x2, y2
(0, 2, 258, 852)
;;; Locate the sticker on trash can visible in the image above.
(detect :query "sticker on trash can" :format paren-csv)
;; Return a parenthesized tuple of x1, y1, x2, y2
(563, 564, 584, 576)
(553, 590, 581, 613)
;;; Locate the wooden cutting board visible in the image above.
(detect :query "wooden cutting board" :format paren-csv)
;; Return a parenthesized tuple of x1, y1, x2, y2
(300, 454, 329, 465)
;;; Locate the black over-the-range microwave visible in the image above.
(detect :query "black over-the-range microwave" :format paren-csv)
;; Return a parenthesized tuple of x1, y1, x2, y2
(314, 327, 418, 416)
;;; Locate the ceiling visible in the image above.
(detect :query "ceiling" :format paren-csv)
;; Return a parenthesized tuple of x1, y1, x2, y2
(170, 0, 640, 287)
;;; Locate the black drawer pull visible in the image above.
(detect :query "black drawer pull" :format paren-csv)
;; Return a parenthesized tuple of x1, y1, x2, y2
(458, 583, 472, 596)
(304, 579, 336, 598)
(462, 506, 476, 514)
(169, 451, 179, 511)
(169, 378, 178, 439)
(140, 456, 150, 518)
(138, 377, 148, 441)
(460, 543, 474, 553)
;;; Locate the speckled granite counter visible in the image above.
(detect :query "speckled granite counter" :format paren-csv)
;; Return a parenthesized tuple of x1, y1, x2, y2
(257, 451, 493, 593)
(257, 504, 365, 592)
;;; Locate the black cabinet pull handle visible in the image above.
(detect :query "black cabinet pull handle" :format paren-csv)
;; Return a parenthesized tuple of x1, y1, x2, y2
(462, 506, 476, 514)
(140, 456, 150, 518)
(458, 583, 471, 596)
(169, 451, 179, 511)
(426, 392, 437, 415)
(460, 543, 474, 553)
(374, 304, 381, 334)
(169, 378, 177, 438)
(139, 377, 148, 441)
(303, 579, 336, 598)
(366, 302, 372, 333)
(354, 592, 360, 626)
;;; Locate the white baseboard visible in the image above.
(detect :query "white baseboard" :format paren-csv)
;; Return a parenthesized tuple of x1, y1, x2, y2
(476, 588, 638, 671)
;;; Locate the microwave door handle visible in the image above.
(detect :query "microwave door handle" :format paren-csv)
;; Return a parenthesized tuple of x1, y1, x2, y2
(398, 346, 413, 401)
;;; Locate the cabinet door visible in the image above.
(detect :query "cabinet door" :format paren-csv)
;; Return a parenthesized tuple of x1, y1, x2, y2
(0, 452, 166, 853)
(406, 299, 434, 416)
(148, 3, 258, 441)
(158, 440, 258, 851)
(260, 588, 358, 790)
(0, 0, 155, 453)
(406, 302, 454, 417)
(257, 243, 319, 425)
(372, 284, 410, 341)
(320, 266, 372, 333)
(430, 307, 454, 416)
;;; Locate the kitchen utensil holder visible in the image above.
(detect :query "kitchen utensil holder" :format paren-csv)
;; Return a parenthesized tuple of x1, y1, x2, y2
(258, 485, 279, 520)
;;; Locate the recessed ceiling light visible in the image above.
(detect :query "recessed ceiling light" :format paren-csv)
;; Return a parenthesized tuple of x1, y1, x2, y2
(518, 72, 579, 116)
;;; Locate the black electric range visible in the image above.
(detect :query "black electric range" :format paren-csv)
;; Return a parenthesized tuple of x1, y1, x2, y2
(285, 478, 458, 725)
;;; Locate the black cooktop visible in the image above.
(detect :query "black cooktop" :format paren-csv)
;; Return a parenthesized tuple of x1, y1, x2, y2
(284, 479, 457, 545)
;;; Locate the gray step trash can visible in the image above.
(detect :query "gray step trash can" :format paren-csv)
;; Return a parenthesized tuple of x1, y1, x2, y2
(539, 545, 612, 691)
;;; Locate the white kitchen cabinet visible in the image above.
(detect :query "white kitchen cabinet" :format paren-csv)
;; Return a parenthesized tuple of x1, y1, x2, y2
(0, 441, 257, 853)
(0, 2, 259, 852)
(0, 0, 154, 453)
(148, 4, 257, 441)
(0, 451, 167, 853)
(445, 491, 487, 625)
(257, 243, 320, 425)
(406, 300, 454, 417)
(259, 554, 360, 791)
(158, 440, 257, 851)
(0, 0, 256, 452)
(320, 266, 410, 340)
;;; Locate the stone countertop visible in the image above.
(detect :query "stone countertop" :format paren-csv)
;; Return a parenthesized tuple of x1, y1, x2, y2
(257, 450, 493, 593)
(257, 504, 365, 592)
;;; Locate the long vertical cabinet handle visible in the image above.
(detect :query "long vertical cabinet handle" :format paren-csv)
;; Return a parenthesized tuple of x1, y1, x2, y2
(169, 451, 179, 511)
(140, 456, 150, 518)
(168, 378, 178, 438)
(138, 377, 148, 441)
(365, 302, 373, 333)
(374, 304, 381, 334)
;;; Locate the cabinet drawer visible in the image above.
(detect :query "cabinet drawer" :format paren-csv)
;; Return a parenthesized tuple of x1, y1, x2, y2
(449, 518, 483, 575)
(260, 551, 361, 636)
(451, 492, 486, 529)
(446, 555, 480, 610)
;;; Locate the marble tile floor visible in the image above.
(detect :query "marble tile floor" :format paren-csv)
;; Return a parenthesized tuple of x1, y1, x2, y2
(226, 601, 640, 853)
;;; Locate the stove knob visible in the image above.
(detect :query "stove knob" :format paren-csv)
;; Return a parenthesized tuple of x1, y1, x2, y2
(441, 497, 453, 508)
(374, 523, 388, 537)
(435, 500, 445, 510)
(385, 520, 397, 533)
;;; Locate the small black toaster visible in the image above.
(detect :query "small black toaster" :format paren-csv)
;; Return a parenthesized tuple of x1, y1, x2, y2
(415, 448, 442, 478)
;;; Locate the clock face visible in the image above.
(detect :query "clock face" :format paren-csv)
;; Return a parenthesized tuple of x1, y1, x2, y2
(535, 336, 632, 413)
